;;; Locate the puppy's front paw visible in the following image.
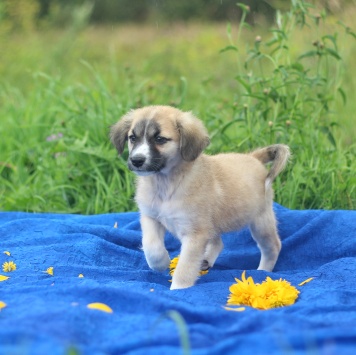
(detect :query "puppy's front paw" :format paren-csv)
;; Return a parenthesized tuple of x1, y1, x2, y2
(170, 279, 194, 290)
(145, 249, 170, 272)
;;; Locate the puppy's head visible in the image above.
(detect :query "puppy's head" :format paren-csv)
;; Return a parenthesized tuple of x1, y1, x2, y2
(110, 105, 210, 176)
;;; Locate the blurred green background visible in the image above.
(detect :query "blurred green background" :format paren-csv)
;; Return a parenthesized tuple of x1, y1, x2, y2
(0, 0, 355, 213)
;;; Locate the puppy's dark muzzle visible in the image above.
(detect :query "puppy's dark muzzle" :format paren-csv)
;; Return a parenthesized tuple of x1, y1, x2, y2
(130, 155, 146, 168)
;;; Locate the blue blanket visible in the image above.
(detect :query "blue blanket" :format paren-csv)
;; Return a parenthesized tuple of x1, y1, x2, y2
(1, 204, 356, 354)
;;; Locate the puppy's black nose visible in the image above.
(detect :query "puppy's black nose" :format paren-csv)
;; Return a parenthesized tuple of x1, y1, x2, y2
(130, 155, 145, 168)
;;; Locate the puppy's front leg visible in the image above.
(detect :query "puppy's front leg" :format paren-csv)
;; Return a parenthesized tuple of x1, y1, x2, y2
(141, 215, 170, 272)
(171, 237, 207, 290)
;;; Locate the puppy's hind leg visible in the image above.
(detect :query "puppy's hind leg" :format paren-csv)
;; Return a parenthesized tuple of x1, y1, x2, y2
(249, 208, 281, 272)
(201, 236, 224, 271)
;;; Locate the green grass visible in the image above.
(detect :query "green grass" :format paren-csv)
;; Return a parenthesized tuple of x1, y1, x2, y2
(0, 2, 355, 213)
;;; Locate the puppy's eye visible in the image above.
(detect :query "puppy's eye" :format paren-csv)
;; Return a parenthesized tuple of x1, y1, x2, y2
(155, 136, 168, 145)
(128, 134, 136, 143)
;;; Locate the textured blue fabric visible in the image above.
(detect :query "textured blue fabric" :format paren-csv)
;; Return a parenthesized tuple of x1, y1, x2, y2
(1, 204, 356, 354)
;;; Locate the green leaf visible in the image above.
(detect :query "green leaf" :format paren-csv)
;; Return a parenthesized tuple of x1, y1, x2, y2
(298, 50, 318, 60)
(235, 76, 251, 93)
(270, 45, 288, 56)
(242, 93, 266, 101)
(337, 87, 347, 105)
(346, 28, 356, 39)
(324, 48, 342, 60)
(337, 21, 356, 39)
(269, 29, 288, 39)
(241, 22, 252, 31)
(290, 63, 304, 72)
(219, 45, 238, 53)
(320, 126, 336, 147)
(322, 34, 338, 49)
(265, 38, 279, 47)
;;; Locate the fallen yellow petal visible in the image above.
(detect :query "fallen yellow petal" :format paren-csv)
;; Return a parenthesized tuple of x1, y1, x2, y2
(87, 302, 113, 313)
(78, 274, 84, 278)
(0, 275, 10, 282)
(3, 251, 11, 256)
(46, 267, 54, 276)
(0, 301, 7, 310)
(223, 306, 246, 312)
(298, 277, 314, 286)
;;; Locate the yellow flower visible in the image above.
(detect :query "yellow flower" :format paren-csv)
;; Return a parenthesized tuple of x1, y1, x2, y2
(261, 277, 300, 308)
(0, 301, 7, 311)
(2, 261, 16, 272)
(45, 267, 54, 276)
(169, 256, 179, 276)
(78, 274, 84, 278)
(169, 255, 209, 276)
(227, 271, 300, 310)
(3, 251, 11, 256)
(228, 271, 267, 309)
(0, 275, 10, 282)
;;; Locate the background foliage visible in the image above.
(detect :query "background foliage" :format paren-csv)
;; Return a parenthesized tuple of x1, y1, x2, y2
(0, 0, 355, 213)
(1, 0, 355, 29)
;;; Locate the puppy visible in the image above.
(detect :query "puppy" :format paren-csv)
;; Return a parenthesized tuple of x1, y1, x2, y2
(110, 105, 290, 290)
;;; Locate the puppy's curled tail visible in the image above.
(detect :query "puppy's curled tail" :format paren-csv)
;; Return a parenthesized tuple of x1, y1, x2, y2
(251, 144, 291, 188)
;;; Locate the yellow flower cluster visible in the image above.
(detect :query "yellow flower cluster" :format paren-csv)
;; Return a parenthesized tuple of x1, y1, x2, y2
(227, 271, 300, 310)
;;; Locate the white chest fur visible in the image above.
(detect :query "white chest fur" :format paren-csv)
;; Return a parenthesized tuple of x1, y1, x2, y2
(136, 175, 194, 239)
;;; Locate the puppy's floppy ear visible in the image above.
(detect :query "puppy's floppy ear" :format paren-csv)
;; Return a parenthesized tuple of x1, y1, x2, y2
(110, 111, 134, 155)
(177, 112, 210, 161)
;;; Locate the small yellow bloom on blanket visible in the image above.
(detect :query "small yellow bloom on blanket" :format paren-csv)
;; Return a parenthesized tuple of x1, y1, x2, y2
(0, 301, 7, 310)
(0, 275, 10, 282)
(3, 251, 11, 256)
(169, 255, 209, 277)
(2, 261, 16, 272)
(227, 271, 300, 310)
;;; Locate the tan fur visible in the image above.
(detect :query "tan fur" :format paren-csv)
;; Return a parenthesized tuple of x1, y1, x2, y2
(111, 105, 290, 290)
